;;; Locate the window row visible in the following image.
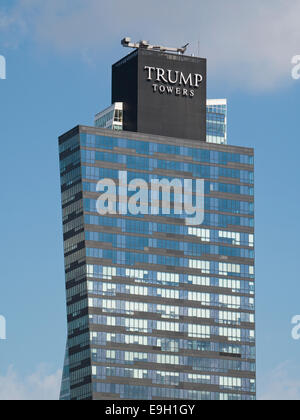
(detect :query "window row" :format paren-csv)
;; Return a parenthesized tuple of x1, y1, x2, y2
(80, 134, 253, 166)
(84, 214, 254, 244)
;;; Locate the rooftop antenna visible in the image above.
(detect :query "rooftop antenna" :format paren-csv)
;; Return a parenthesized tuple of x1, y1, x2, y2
(121, 37, 189, 55)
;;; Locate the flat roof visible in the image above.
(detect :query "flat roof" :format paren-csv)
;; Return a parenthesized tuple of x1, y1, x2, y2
(59, 125, 254, 155)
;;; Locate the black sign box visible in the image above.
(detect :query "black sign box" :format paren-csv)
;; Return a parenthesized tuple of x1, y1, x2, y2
(112, 49, 207, 142)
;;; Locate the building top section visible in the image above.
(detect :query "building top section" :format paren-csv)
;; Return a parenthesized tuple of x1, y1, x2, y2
(112, 49, 207, 142)
(94, 99, 227, 145)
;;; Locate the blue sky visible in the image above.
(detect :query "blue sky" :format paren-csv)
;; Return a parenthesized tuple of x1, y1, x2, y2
(1, 0, 300, 399)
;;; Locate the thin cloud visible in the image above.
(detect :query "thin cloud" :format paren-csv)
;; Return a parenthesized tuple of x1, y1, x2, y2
(259, 361, 300, 400)
(1, 0, 300, 90)
(0, 365, 62, 400)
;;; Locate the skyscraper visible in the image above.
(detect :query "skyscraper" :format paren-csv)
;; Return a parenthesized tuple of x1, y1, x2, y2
(59, 45, 255, 401)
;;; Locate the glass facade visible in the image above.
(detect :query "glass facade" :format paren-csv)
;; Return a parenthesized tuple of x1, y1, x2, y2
(59, 124, 255, 400)
(94, 103, 123, 131)
(207, 99, 227, 145)
(59, 343, 71, 400)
